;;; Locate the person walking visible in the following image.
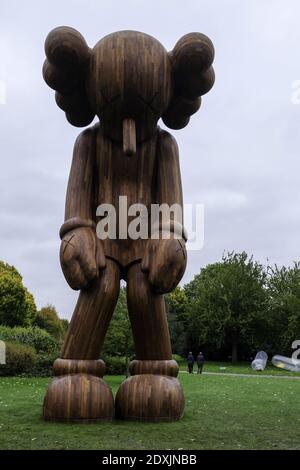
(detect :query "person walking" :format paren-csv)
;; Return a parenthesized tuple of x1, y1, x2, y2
(187, 352, 194, 374)
(196, 352, 205, 374)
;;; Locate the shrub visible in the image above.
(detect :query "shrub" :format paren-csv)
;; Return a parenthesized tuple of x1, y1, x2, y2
(30, 352, 58, 377)
(104, 355, 128, 375)
(0, 326, 59, 354)
(172, 354, 184, 364)
(0, 341, 37, 376)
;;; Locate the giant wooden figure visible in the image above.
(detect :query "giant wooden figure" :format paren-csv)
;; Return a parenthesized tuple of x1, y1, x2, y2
(42, 28, 214, 422)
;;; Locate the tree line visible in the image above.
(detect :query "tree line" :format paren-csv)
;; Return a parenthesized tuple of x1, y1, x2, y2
(100, 251, 300, 364)
(0, 261, 68, 340)
(0, 252, 299, 365)
(167, 252, 300, 363)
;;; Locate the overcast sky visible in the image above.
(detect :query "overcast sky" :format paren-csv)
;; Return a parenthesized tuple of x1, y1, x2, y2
(0, 0, 299, 319)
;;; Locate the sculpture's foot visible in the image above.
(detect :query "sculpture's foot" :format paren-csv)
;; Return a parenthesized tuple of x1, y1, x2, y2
(115, 360, 184, 422)
(43, 359, 114, 422)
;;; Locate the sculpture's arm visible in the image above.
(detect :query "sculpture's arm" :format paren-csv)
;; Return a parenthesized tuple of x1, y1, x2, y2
(155, 130, 187, 234)
(60, 127, 105, 290)
(157, 131, 183, 204)
(63, 128, 95, 226)
(141, 130, 187, 294)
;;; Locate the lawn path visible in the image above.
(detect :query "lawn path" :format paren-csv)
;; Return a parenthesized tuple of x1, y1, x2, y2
(180, 370, 300, 380)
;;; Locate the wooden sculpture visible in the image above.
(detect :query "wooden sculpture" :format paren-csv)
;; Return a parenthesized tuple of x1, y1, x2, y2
(42, 27, 214, 422)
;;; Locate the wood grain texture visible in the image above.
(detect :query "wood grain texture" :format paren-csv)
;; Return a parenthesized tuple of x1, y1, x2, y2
(126, 262, 173, 360)
(43, 373, 114, 422)
(88, 31, 172, 143)
(115, 375, 184, 422)
(61, 259, 120, 359)
(129, 359, 179, 377)
(115, 359, 184, 421)
(42, 27, 214, 422)
(123, 118, 136, 156)
(53, 358, 105, 376)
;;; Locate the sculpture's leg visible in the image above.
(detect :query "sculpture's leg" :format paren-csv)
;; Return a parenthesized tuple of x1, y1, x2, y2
(115, 262, 184, 421)
(43, 259, 120, 422)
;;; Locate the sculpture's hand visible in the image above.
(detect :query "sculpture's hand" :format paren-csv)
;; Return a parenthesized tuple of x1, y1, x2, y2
(141, 237, 187, 294)
(60, 227, 106, 290)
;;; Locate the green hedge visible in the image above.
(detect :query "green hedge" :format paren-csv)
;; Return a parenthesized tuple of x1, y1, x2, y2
(172, 354, 184, 363)
(0, 326, 59, 354)
(0, 341, 37, 376)
(0, 350, 183, 377)
(104, 355, 128, 375)
(0, 351, 127, 377)
(0, 326, 59, 377)
(0, 326, 131, 376)
(30, 352, 57, 377)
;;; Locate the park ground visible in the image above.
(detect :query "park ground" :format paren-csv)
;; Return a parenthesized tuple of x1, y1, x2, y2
(0, 364, 299, 450)
(177, 359, 300, 376)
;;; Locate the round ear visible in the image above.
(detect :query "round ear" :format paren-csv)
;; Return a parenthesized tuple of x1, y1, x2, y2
(43, 26, 95, 127)
(162, 33, 215, 130)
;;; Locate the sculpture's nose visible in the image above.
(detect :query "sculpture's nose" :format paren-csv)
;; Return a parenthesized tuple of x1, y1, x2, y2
(123, 118, 136, 156)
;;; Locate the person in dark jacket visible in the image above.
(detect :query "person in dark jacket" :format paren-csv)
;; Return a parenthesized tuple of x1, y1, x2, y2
(187, 352, 194, 374)
(196, 352, 205, 374)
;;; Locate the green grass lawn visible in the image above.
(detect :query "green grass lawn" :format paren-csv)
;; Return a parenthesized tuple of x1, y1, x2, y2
(0, 373, 299, 450)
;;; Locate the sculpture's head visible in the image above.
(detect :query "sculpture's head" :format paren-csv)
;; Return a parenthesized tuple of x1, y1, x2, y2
(43, 27, 214, 154)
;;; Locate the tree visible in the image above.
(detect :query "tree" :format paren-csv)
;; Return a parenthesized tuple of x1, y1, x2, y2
(0, 261, 22, 280)
(35, 304, 64, 340)
(103, 287, 134, 367)
(24, 290, 37, 325)
(166, 287, 188, 355)
(60, 318, 70, 335)
(267, 263, 300, 356)
(184, 252, 268, 363)
(0, 262, 37, 327)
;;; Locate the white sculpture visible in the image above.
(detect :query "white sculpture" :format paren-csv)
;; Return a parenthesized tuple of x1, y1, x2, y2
(251, 351, 268, 371)
(272, 355, 300, 373)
